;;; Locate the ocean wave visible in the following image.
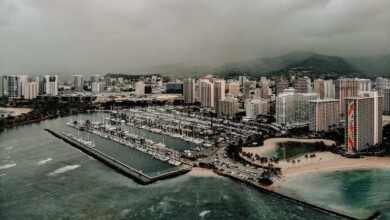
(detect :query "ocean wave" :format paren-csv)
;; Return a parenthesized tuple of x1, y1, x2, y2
(199, 210, 210, 218)
(38, 158, 52, 165)
(0, 164, 16, 170)
(5, 147, 13, 150)
(48, 165, 81, 176)
(0, 173, 7, 177)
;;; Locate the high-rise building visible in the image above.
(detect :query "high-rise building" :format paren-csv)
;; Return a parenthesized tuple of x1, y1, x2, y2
(345, 91, 383, 152)
(91, 75, 100, 84)
(358, 79, 371, 91)
(135, 81, 145, 96)
(183, 78, 195, 103)
(200, 79, 214, 108)
(239, 76, 247, 86)
(44, 75, 58, 95)
(275, 90, 319, 125)
(91, 83, 100, 93)
(245, 99, 269, 118)
(228, 82, 240, 97)
(276, 91, 295, 125)
(214, 80, 225, 113)
(275, 75, 289, 95)
(375, 77, 390, 92)
(294, 93, 319, 123)
(293, 77, 309, 93)
(18, 75, 28, 98)
(335, 79, 359, 117)
(166, 83, 183, 94)
(383, 88, 390, 114)
(24, 82, 38, 100)
(243, 80, 251, 99)
(35, 76, 45, 95)
(218, 96, 239, 119)
(1, 76, 9, 97)
(7, 75, 22, 99)
(308, 99, 340, 131)
(314, 79, 335, 99)
(259, 77, 269, 99)
(74, 75, 84, 92)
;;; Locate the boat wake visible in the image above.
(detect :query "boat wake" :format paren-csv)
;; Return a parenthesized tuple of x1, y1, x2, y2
(38, 158, 52, 165)
(48, 165, 80, 176)
(199, 210, 211, 218)
(0, 164, 16, 170)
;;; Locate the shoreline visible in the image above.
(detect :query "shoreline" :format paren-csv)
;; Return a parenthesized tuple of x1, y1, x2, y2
(187, 167, 219, 177)
(242, 138, 335, 156)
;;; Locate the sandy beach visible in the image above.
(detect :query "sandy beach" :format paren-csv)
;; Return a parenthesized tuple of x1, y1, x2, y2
(241, 138, 389, 187)
(277, 152, 389, 178)
(188, 167, 218, 177)
(0, 107, 32, 116)
(242, 138, 335, 156)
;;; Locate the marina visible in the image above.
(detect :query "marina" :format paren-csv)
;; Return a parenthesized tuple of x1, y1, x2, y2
(44, 128, 191, 185)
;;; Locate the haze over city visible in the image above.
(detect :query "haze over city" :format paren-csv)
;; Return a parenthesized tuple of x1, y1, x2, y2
(1, 0, 390, 74)
(1, 1, 390, 220)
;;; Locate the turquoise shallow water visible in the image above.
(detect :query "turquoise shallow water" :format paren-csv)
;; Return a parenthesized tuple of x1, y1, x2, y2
(275, 168, 390, 219)
(0, 115, 388, 219)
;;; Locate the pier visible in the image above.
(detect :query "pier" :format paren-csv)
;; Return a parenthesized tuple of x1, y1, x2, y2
(45, 128, 191, 185)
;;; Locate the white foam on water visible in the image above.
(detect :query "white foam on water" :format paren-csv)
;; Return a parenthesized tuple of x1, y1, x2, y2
(5, 147, 13, 150)
(38, 158, 52, 165)
(48, 165, 80, 176)
(199, 210, 211, 217)
(0, 173, 7, 177)
(0, 164, 16, 170)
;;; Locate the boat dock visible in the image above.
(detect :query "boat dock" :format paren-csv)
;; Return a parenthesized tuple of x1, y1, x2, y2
(44, 128, 191, 185)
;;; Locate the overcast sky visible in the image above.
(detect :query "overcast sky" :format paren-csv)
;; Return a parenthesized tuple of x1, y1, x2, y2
(0, 0, 389, 75)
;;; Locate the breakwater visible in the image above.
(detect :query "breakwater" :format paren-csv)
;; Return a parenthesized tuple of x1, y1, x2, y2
(45, 128, 191, 185)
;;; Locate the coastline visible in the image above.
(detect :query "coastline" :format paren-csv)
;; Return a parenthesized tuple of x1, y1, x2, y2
(188, 167, 219, 177)
(242, 138, 335, 156)
(0, 107, 32, 116)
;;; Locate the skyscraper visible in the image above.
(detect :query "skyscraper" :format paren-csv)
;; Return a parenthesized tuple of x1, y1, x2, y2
(7, 75, 22, 99)
(294, 93, 319, 123)
(358, 79, 371, 91)
(135, 81, 145, 96)
(200, 79, 214, 108)
(335, 78, 359, 117)
(183, 78, 195, 103)
(313, 79, 334, 99)
(293, 77, 309, 93)
(218, 96, 239, 119)
(383, 88, 390, 114)
(275, 75, 289, 95)
(345, 91, 383, 152)
(239, 76, 247, 86)
(276, 90, 319, 125)
(243, 80, 251, 99)
(19, 75, 28, 98)
(24, 82, 38, 100)
(228, 82, 240, 97)
(259, 77, 269, 99)
(35, 75, 45, 95)
(214, 79, 225, 113)
(245, 99, 269, 118)
(44, 75, 58, 95)
(1, 76, 9, 97)
(91, 75, 100, 84)
(74, 75, 84, 92)
(308, 99, 340, 131)
(91, 83, 100, 93)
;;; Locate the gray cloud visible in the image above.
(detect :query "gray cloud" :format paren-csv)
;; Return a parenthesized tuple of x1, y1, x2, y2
(0, 0, 389, 75)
